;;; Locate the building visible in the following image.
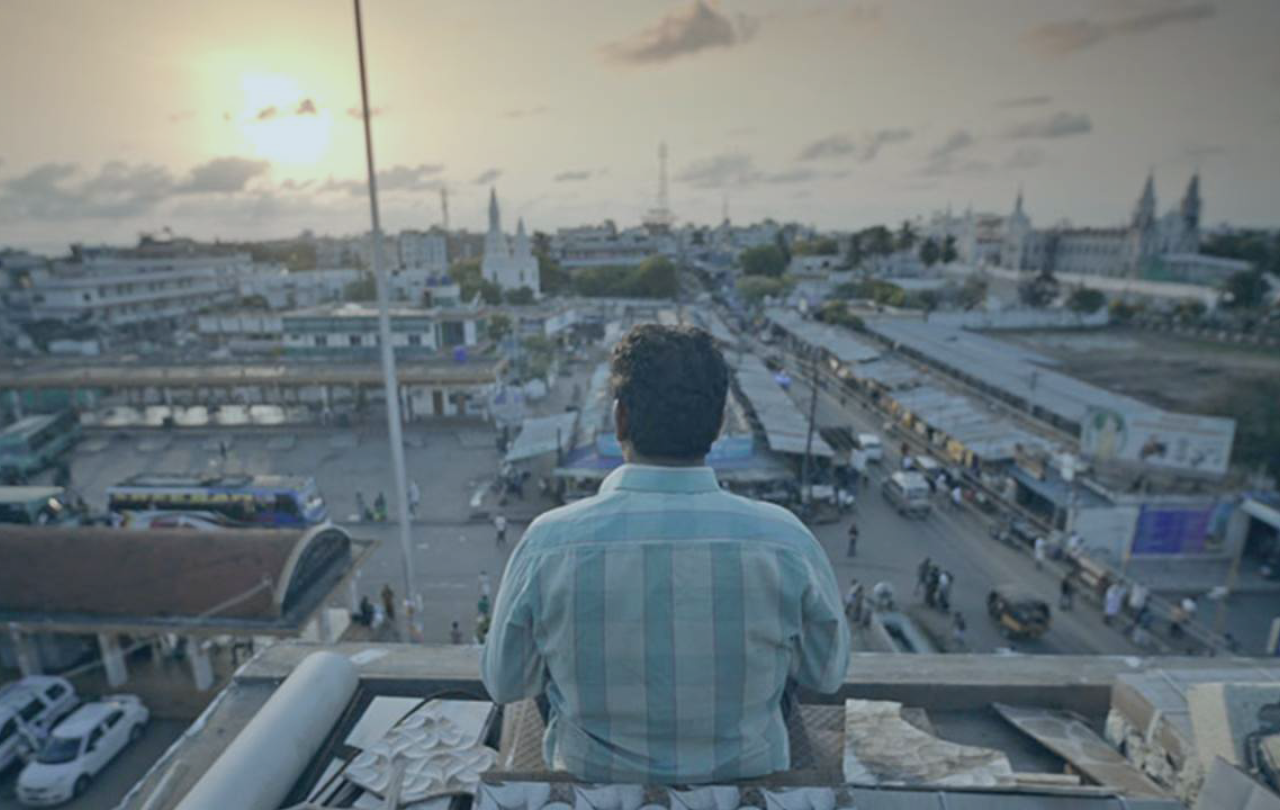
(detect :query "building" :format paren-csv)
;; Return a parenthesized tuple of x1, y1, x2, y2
(482, 189, 540, 296)
(553, 222, 658, 269)
(1000, 174, 1232, 282)
(9, 243, 253, 328)
(279, 302, 484, 357)
(238, 267, 358, 310)
(397, 229, 449, 271)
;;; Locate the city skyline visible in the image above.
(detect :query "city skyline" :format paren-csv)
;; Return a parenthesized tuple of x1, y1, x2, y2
(2, 0, 1279, 252)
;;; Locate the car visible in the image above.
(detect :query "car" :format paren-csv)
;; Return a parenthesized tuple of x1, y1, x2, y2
(881, 471, 932, 518)
(0, 677, 79, 773)
(16, 695, 149, 806)
(854, 433, 884, 463)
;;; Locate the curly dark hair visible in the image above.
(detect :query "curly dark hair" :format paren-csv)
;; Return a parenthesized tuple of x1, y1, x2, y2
(610, 324, 728, 460)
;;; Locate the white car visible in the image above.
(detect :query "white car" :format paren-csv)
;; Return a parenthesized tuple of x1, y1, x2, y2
(16, 695, 149, 806)
(0, 676, 78, 772)
(855, 433, 884, 463)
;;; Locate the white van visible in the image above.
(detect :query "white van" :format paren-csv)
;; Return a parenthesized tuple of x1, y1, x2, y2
(0, 677, 78, 772)
(855, 433, 883, 463)
(882, 471, 932, 518)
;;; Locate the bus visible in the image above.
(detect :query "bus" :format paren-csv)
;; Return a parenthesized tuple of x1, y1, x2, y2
(0, 412, 81, 483)
(0, 486, 80, 525)
(107, 473, 328, 529)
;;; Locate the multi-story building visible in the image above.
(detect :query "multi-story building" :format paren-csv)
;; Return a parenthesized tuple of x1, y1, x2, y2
(397, 229, 449, 271)
(553, 222, 658, 269)
(11, 243, 252, 328)
(280, 302, 484, 357)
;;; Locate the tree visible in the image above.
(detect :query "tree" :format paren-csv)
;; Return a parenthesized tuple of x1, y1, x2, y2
(488, 313, 511, 343)
(344, 275, 377, 302)
(896, 220, 918, 252)
(913, 289, 940, 313)
(774, 230, 792, 267)
(1223, 269, 1268, 309)
(1018, 270, 1060, 308)
(450, 259, 502, 304)
(860, 225, 894, 257)
(958, 275, 988, 310)
(941, 234, 958, 264)
(816, 300, 864, 330)
(1066, 286, 1106, 314)
(532, 230, 571, 296)
(571, 256, 679, 299)
(919, 238, 941, 268)
(735, 275, 792, 304)
(504, 287, 535, 305)
(740, 244, 787, 277)
(1203, 230, 1280, 277)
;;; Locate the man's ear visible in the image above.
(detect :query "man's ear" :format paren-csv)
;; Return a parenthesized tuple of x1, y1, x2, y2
(613, 398, 629, 442)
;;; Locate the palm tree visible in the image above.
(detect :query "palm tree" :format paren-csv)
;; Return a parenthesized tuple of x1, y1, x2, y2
(896, 220, 918, 253)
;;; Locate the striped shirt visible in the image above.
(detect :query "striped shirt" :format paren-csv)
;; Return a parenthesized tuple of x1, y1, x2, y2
(481, 464, 850, 784)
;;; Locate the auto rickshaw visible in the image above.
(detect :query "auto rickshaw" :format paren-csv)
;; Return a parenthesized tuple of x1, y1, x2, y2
(986, 584, 1052, 639)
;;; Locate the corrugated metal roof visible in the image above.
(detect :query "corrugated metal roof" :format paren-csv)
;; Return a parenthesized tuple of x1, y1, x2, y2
(735, 355, 834, 458)
(505, 411, 579, 463)
(767, 308, 882, 365)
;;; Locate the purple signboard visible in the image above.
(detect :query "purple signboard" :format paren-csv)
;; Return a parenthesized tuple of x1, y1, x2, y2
(1131, 506, 1213, 555)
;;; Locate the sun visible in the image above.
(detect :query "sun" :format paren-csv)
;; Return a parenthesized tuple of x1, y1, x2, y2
(237, 73, 333, 166)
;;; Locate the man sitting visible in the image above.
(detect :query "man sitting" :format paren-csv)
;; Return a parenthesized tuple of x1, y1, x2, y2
(482, 324, 850, 784)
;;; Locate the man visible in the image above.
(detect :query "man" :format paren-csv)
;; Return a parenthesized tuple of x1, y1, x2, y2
(846, 521, 859, 557)
(450, 620, 463, 645)
(408, 478, 421, 518)
(482, 325, 849, 784)
(478, 569, 492, 598)
(380, 583, 396, 623)
(494, 513, 507, 546)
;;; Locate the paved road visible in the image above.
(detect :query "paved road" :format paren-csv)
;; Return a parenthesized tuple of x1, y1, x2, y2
(768, 338, 1147, 656)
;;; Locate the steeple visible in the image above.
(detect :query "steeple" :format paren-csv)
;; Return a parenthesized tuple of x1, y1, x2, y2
(488, 187, 500, 235)
(512, 218, 532, 259)
(1132, 171, 1155, 227)
(1013, 186, 1024, 217)
(1181, 172, 1201, 225)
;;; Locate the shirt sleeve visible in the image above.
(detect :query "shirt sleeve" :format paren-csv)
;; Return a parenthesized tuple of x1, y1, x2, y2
(481, 542, 547, 703)
(791, 548, 851, 694)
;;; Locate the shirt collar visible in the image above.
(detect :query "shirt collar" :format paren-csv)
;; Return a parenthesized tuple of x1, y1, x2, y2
(599, 463, 721, 494)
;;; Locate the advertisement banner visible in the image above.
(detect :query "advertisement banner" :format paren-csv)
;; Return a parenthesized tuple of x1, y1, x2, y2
(1080, 407, 1235, 476)
(1130, 503, 1232, 556)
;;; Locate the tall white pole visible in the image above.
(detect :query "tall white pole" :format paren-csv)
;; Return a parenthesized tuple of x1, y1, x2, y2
(353, 0, 417, 634)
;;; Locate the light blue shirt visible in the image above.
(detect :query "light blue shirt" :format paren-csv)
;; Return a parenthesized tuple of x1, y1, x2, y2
(481, 464, 850, 784)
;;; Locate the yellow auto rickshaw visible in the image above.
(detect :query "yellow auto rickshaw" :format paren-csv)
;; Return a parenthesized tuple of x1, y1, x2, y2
(986, 584, 1052, 639)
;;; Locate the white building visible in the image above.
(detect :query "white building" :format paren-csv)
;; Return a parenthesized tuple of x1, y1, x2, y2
(14, 246, 252, 328)
(397, 229, 449, 271)
(239, 267, 358, 310)
(482, 189, 540, 296)
(554, 222, 657, 269)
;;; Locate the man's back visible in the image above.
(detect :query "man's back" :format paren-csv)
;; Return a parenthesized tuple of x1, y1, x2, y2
(481, 464, 850, 784)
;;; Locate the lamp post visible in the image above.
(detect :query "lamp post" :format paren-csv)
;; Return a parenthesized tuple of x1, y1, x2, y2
(353, 0, 418, 638)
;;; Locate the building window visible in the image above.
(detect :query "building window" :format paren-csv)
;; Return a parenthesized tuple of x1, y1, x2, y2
(408, 334, 422, 346)
(316, 335, 328, 347)
(349, 334, 362, 347)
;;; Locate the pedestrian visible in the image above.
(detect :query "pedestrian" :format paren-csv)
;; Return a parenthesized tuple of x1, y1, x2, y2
(950, 612, 967, 652)
(478, 592, 491, 618)
(450, 621, 463, 645)
(1033, 536, 1047, 570)
(846, 522, 859, 557)
(357, 596, 374, 626)
(381, 583, 396, 622)
(475, 612, 491, 645)
(1059, 575, 1075, 610)
(219, 439, 228, 463)
(936, 570, 953, 612)
(1125, 583, 1149, 632)
(1103, 581, 1124, 625)
(1066, 531, 1083, 557)
(872, 581, 895, 612)
(915, 557, 933, 596)
(478, 569, 491, 598)
(951, 485, 963, 510)
(925, 565, 940, 607)
(844, 579, 864, 625)
(374, 492, 388, 522)
(494, 513, 507, 546)
(408, 478, 421, 518)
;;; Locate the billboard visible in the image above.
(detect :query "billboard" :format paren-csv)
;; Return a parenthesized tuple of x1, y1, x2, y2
(1080, 407, 1235, 476)
(1129, 502, 1233, 556)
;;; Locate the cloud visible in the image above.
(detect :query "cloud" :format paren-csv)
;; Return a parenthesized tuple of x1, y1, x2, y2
(295, 98, 317, 115)
(676, 152, 816, 189)
(1024, 3, 1215, 57)
(602, 1, 757, 66)
(168, 110, 196, 123)
(346, 106, 386, 120)
(255, 105, 278, 121)
(503, 106, 549, 119)
(797, 128, 911, 162)
(0, 161, 175, 219)
(321, 163, 446, 197)
(473, 168, 502, 185)
(1004, 146, 1048, 170)
(997, 95, 1053, 109)
(554, 170, 593, 183)
(921, 130, 989, 176)
(178, 157, 269, 194)
(1006, 111, 1093, 139)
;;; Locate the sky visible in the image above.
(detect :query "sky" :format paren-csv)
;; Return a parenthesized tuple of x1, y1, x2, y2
(1, 0, 1278, 253)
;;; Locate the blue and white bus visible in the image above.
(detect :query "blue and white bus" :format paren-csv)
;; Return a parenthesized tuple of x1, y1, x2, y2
(0, 412, 81, 483)
(107, 473, 328, 529)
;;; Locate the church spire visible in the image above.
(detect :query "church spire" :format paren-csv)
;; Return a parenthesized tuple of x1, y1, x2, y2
(1181, 172, 1201, 224)
(488, 187, 501, 235)
(1133, 171, 1155, 226)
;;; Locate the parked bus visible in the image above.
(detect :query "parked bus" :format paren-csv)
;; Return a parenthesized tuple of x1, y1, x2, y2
(107, 473, 328, 528)
(0, 412, 81, 483)
(0, 486, 81, 525)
